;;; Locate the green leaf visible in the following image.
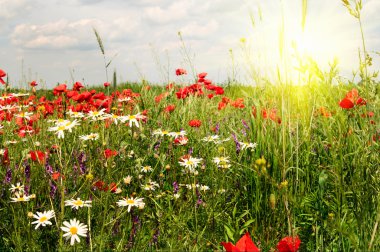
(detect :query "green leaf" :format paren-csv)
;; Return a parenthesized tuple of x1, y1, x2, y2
(224, 224, 235, 241)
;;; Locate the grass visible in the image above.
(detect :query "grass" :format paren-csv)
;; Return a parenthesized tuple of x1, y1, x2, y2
(0, 1, 379, 251)
(0, 77, 379, 251)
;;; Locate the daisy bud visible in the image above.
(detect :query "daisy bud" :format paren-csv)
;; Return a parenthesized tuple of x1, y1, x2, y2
(27, 212, 34, 218)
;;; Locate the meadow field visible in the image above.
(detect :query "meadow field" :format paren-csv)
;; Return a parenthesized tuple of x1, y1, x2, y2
(1, 0, 379, 251)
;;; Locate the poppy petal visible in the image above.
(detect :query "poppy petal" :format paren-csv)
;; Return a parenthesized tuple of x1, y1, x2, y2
(235, 232, 260, 252)
(339, 98, 354, 109)
(221, 242, 241, 252)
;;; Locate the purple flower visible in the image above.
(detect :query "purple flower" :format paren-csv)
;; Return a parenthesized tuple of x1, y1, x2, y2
(232, 133, 241, 155)
(173, 181, 179, 194)
(45, 158, 53, 174)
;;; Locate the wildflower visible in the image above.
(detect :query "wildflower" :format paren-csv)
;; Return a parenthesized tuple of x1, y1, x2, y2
(168, 130, 186, 138)
(52, 171, 62, 181)
(221, 232, 260, 252)
(64, 198, 92, 209)
(173, 193, 181, 199)
(164, 104, 176, 113)
(104, 82, 110, 87)
(68, 110, 85, 118)
(339, 88, 366, 109)
(178, 156, 203, 171)
(153, 129, 171, 136)
(122, 113, 146, 128)
(29, 150, 46, 163)
(79, 133, 99, 141)
(87, 109, 106, 120)
(202, 135, 221, 143)
(48, 120, 79, 139)
(116, 196, 145, 212)
(9, 183, 25, 193)
(109, 182, 122, 194)
(104, 149, 118, 159)
(142, 180, 159, 191)
(173, 136, 188, 145)
(73, 81, 84, 91)
(117, 97, 132, 103)
(213, 156, 230, 166)
(15, 111, 34, 120)
(199, 185, 210, 192)
(141, 165, 153, 173)
(277, 236, 301, 252)
(60, 219, 88, 246)
(0, 69, 6, 84)
(123, 175, 132, 185)
(239, 142, 257, 151)
(11, 193, 31, 202)
(189, 119, 202, 128)
(175, 68, 187, 76)
(31, 210, 55, 229)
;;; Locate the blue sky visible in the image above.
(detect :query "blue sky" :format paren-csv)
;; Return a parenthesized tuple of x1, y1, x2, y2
(1, 0, 379, 88)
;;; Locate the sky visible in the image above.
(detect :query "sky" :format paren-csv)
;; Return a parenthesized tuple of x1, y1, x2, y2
(1, 0, 379, 88)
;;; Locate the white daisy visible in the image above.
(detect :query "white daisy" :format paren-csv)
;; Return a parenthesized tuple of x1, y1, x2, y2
(31, 210, 55, 229)
(9, 183, 25, 193)
(116, 196, 145, 212)
(10, 193, 31, 202)
(79, 133, 99, 141)
(141, 165, 153, 173)
(169, 130, 187, 138)
(15, 111, 33, 120)
(60, 219, 88, 245)
(239, 142, 257, 150)
(64, 198, 92, 209)
(178, 156, 203, 171)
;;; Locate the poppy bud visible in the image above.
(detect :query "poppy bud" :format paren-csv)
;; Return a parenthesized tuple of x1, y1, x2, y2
(269, 193, 276, 209)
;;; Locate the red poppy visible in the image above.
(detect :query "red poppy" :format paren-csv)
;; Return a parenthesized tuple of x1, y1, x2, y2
(164, 104, 176, 113)
(214, 86, 225, 95)
(339, 98, 354, 109)
(53, 84, 67, 96)
(1, 148, 9, 165)
(218, 101, 227, 110)
(30, 81, 38, 87)
(175, 68, 187, 76)
(339, 88, 366, 109)
(198, 72, 207, 79)
(29, 150, 46, 163)
(104, 149, 118, 159)
(277, 236, 301, 252)
(94, 180, 108, 191)
(104, 82, 110, 87)
(221, 232, 260, 252)
(0, 69, 6, 85)
(155, 92, 169, 103)
(166, 83, 175, 90)
(189, 119, 201, 128)
(207, 93, 214, 99)
(230, 98, 245, 109)
(109, 182, 119, 193)
(73, 81, 84, 91)
(52, 171, 64, 181)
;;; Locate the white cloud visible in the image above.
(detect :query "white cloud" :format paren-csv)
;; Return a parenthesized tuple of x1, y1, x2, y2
(10, 17, 142, 50)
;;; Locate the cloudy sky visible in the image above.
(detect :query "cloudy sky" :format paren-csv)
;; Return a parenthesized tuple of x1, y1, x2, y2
(1, 0, 379, 88)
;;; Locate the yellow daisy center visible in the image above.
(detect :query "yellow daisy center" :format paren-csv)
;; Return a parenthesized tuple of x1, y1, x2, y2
(70, 227, 78, 235)
(58, 126, 66, 131)
(39, 216, 47, 222)
(73, 200, 83, 206)
(127, 199, 135, 204)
